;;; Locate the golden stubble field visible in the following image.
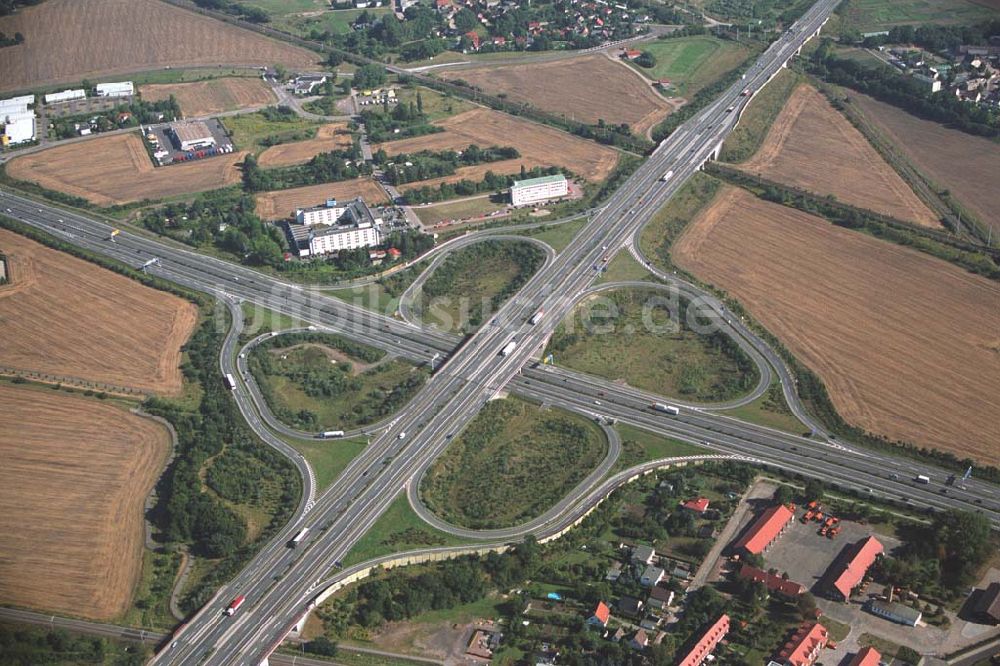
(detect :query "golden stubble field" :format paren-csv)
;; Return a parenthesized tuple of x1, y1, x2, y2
(140, 77, 276, 118)
(673, 186, 1000, 463)
(254, 178, 390, 220)
(0, 0, 317, 93)
(742, 85, 940, 227)
(438, 54, 671, 134)
(0, 385, 170, 620)
(376, 107, 620, 183)
(851, 92, 1000, 235)
(0, 229, 198, 395)
(5, 133, 246, 206)
(258, 123, 354, 167)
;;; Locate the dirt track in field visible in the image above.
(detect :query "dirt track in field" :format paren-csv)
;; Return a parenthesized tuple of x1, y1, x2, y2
(254, 178, 390, 220)
(742, 85, 939, 227)
(376, 107, 619, 183)
(851, 92, 1000, 235)
(5, 133, 246, 206)
(0, 0, 316, 93)
(0, 229, 197, 395)
(258, 124, 354, 167)
(438, 54, 670, 134)
(0, 385, 170, 620)
(673, 187, 1000, 463)
(140, 77, 276, 118)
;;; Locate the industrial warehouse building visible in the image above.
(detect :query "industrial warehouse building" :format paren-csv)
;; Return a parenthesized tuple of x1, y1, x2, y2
(285, 198, 383, 257)
(44, 88, 86, 104)
(0, 95, 37, 146)
(95, 81, 135, 98)
(169, 121, 216, 151)
(510, 173, 568, 206)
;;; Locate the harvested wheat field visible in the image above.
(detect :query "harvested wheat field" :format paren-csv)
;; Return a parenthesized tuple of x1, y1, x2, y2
(851, 93, 1000, 235)
(140, 77, 276, 118)
(439, 55, 670, 134)
(0, 385, 170, 620)
(376, 107, 619, 183)
(0, 0, 316, 93)
(743, 85, 939, 227)
(5, 133, 246, 206)
(255, 179, 390, 220)
(258, 124, 354, 167)
(0, 229, 197, 395)
(673, 187, 1000, 463)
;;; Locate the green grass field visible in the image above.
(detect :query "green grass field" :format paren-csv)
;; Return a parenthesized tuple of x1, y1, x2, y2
(249, 335, 428, 431)
(413, 196, 510, 226)
(720, 68, 802, 163)
(546, 287, 760, 403)
(419, 240, 545, 333)
(241, 302, 308, 340)
(395, 86, 475, 122)
(631, 37, 751, 97)
(222, 111, 321, 154)
(342, 494, 472, 567)
(420, 397, 609, 529)
(596, 249, 655, 283)
(639, 172, 721, 272)
(517, 217, 587, 252)
(287, 435, 368, 490)
(840, 0, 999, 30)
(240, 0, 393, 36)
(610, 424, 709, 475)
(720, 381, 809, 435)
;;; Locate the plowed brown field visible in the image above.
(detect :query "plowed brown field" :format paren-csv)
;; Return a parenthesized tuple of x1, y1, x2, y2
(0, 229, 197, 395)
(742, 85, 939, 227)
(5, 133, 246, 206)
(0, 385, 170, 620)
(254, 179, 390, 220)
(673, 187, 1000, 463)
(140, 77, 276, 118)
(376, 107, 619, 183)
(0, 0, 316, 93)
(851, 93, 1000, 235)
(258, 124, 353, 167)
(438, 54, 670, 134)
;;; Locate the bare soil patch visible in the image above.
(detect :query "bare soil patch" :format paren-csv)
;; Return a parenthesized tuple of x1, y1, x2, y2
(0, 229, 197, 395)
(438, 55, 670, 134)
(742, 85, 939, 227)
(0, 385, 170, 620)
(5, 133, 246, 206)
(254, 178, 389, 220)
(377, 107, 619, 183)
(673, 187, 1000, 463)
(0, 0, 316, 94)
(139, 77, 276, 118)
(851, 92, 1000, 234)
(257, 123, 353, 167)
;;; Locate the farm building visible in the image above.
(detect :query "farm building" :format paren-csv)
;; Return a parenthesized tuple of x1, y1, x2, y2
(677, 614, 729, 666)
(0, 95, 34, 115)
(292, 74, 328, 95)
(731, 504, 794, 556)
(775, 623, 829, 666)
(95, 81, 135, 98)
(285, 197, 383, 257)
(821, 535, 884, 601)
(865, 599, 921, 626)
(169, 121, 216, 151)
(44, 89, 86, 104)
(510, 173, 568, 206)
(847, 646, 882, 666)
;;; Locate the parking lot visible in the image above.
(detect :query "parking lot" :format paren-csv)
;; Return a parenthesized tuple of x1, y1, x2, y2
(144, 118, 233, 166)
(42, 95, 130, 120)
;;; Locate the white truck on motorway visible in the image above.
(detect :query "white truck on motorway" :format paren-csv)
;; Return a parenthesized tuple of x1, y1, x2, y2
(319, 430, 345, 439)
(288, 527, 309, 548)
(500, 340, 517, 357)
(915, 474, 931, 484)
(661, 170, 674, 182)
(223, 373, 236, 391)
(653, 403, 680, 415)
(529, 311, 544, 325)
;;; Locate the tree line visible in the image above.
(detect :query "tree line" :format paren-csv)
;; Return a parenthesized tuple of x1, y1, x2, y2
(192, 0, 268, 23)
(241, 147, 370, 193)
(376, 144, 520, 185)
(403, 165, 561, 204)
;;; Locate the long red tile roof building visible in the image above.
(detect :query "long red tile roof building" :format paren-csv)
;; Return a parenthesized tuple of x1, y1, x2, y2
(732, 504, 794, 555)
(823, 536, 884, 600)
(779, 623, 829, 666)
(738, 564, 806, 597)
(848, 646, 882, 666)
(677, 614, 730, 666)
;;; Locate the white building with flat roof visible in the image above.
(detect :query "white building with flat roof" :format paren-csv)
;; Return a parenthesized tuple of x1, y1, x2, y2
(170, 121, 216, 151)
(95, 81, 135, 98)
(510, 173, 568, 206)
(1, 96, 37, 146)
(44, 89, 86, 104)
(297, 198, 349, 226)
(0, 95, 34, 114)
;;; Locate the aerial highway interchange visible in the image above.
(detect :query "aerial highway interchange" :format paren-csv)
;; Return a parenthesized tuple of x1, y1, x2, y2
(2, 1, 997, 661)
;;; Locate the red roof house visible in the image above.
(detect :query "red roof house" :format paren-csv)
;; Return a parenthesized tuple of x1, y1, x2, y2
(822, 536, 884, 601)
(847, 646, 882, 666)
(778, 623, 829, 666)
(463, 31, 481, 50)
(588, 601, 611, 627)
(738, 564, 806, 598)
(677, 614, 730, 666)
(682, 497, 710, 513)
(387, 247, 403, 258)
(732, 504, 794, 556)
(623, 48, 641, 59)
